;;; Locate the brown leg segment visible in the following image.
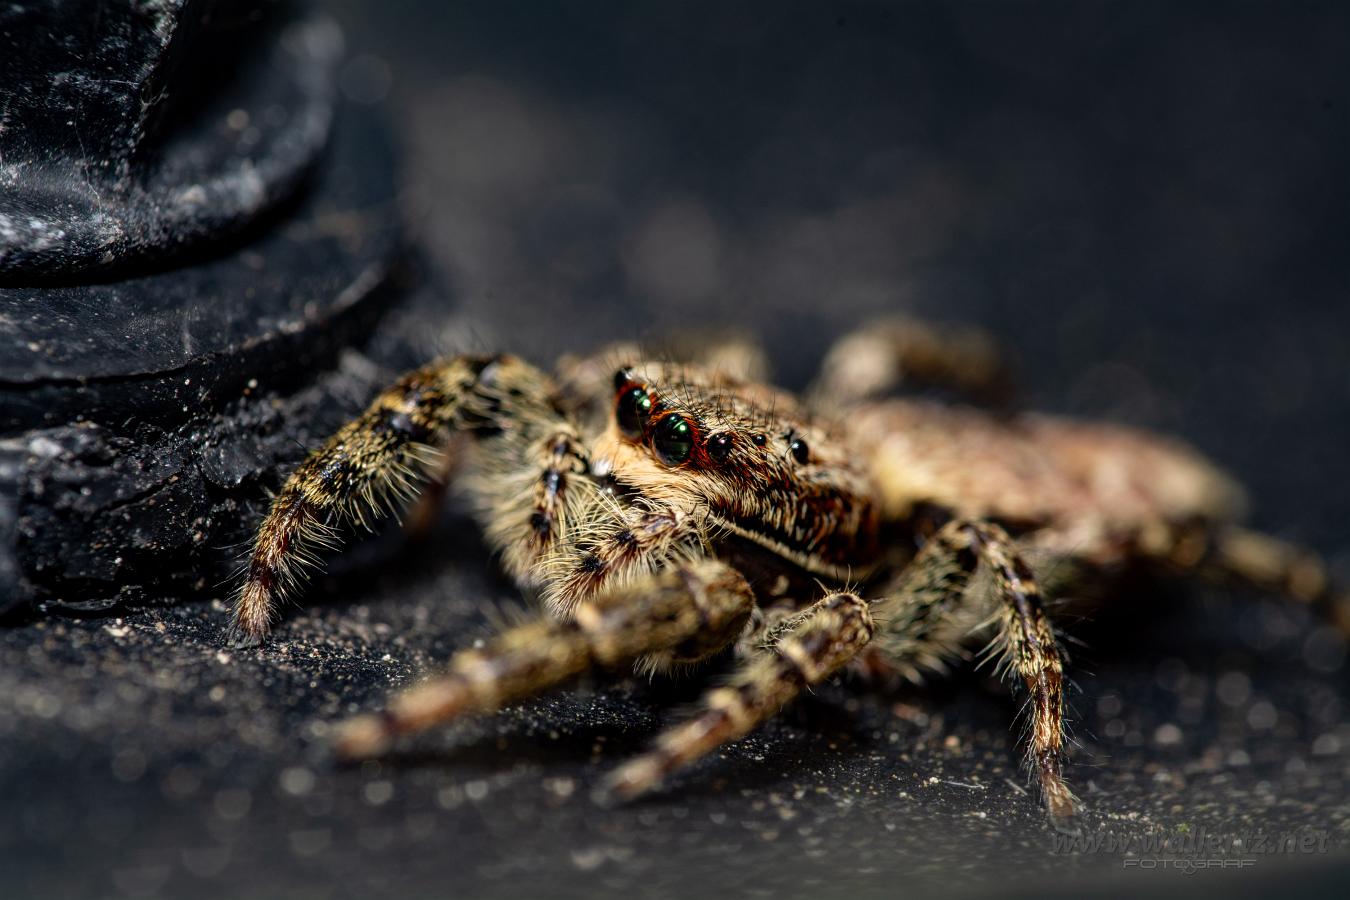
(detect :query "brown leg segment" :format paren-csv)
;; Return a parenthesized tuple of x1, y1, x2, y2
(872, 518, 1076, 825)
(808, 316, 1012, 407)
(867, 518, 981, 679)
(602, 590, 874, 800)
(333, 559, 755, 760)
(1205, 527, 1350, 635)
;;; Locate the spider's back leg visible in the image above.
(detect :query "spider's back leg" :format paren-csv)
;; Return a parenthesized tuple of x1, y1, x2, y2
(230, 354, 582, 644)
(1201, 526, 1350, 635)
(808, 316, 1012, 408)
(870, 518, 1077, 826)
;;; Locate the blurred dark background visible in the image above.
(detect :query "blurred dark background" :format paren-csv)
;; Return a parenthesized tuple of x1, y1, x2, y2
(3, 2, 1347, 898)
(341, 0, 1348, 548)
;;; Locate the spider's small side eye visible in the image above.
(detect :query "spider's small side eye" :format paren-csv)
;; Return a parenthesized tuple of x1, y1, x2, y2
(653, 415, 694, 465)
(789, 437, 810, 464)
(616, 386, 653, 438)
(751, 434, 768, 447)
(706, 432, 734, 461)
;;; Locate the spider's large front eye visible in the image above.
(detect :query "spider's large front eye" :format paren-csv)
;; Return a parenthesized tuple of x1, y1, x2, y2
(653, 415, 694, 465)
(616, 386, 653, 438)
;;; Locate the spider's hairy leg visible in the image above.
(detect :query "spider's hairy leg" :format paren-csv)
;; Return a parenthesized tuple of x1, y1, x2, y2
(332, 559, 755, 759)
(1205, 527, 1350, 635)
(808, 316, 1012, 407)
(602, 590, 874, 801)
(866, 517, 983, 681)
(231, 354, 575, 645)
(874, 519, 1076, 826)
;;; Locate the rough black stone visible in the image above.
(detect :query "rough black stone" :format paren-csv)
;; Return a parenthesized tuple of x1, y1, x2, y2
(0, 97, 415, 615)
(0, 1, 341, 281)
(0, 0, 424, 617)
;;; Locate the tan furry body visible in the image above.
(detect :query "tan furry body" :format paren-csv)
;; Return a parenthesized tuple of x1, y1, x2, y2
(230, 317, 1348, 826)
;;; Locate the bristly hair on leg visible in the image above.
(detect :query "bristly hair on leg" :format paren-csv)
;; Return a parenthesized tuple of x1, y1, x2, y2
(229, 354, 575, 645)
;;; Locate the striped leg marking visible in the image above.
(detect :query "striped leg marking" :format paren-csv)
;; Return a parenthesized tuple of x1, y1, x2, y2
(870, 518, 1075, 824)
(333, 560, 754, 759)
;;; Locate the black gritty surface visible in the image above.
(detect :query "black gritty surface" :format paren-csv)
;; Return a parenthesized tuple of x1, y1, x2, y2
(4, 3, 1349, 899)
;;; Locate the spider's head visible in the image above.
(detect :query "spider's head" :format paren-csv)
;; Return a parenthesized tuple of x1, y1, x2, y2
(599, 365, 880, 578)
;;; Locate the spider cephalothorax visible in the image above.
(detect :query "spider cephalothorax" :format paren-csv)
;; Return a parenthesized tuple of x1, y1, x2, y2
(230, 318, 1348, 827)
(596, 365, 881, 581)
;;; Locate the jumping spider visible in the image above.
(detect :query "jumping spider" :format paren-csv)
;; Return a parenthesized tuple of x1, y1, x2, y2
(231, 318, 1347, 826)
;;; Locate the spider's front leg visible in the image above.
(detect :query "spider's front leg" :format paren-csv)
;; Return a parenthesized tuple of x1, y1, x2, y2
(872, 518, 1077, 825)
(601, 589, 875, 800)
(230, 354, 584, 645)
(332, 559, 756, 758)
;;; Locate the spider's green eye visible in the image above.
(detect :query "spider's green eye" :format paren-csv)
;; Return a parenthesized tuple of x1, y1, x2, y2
(616, 386, 653, 438)
(653, 415, 694, 465)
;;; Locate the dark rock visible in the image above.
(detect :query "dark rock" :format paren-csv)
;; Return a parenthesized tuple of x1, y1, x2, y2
(0, 0, 341, 280)
(0, 1, 428, 618)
